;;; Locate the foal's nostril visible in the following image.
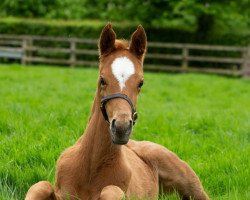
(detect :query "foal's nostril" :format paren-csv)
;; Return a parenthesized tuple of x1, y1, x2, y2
(111, 119, 116, 131)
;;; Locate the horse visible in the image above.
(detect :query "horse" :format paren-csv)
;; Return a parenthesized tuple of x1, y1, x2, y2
(25, 24, 210, 200)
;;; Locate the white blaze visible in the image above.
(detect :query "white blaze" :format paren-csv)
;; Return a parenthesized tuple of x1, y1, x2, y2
(111, 57, 135, 90)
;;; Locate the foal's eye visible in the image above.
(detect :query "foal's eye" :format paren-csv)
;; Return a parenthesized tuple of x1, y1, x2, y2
(138, 80, 144, 89)
(100, 77, 106, 87)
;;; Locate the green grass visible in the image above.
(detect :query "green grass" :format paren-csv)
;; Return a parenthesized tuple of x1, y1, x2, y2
(0, 64, 249, 200)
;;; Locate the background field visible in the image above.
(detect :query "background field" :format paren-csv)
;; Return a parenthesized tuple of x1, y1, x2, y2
(0, 65, 249, 199)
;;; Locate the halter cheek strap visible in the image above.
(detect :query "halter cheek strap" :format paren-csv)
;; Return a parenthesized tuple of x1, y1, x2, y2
(100, 93, 138, 125)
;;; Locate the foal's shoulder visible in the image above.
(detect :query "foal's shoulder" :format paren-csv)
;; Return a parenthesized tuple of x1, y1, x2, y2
(56, 143, 81, 167)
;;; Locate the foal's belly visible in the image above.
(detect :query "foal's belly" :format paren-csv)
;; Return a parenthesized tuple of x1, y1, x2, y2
(127, 175, 158, 199)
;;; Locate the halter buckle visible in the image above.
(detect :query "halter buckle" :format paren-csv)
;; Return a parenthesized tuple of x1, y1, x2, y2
(133, 112, 138, 125)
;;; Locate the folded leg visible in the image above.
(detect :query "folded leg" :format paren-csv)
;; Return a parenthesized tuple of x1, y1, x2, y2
(25, 181, 62, 200)
(127, 141, 209, 200)
(99, 185, 125, 200)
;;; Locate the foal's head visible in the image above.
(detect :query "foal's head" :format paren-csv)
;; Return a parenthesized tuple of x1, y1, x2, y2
(98, 23, 147, 145)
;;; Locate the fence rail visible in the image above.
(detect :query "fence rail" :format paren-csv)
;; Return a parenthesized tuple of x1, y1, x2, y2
(0, 34, 249, 76)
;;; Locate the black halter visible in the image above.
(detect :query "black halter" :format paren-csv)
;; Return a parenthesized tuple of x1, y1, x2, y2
(100, 93, 138, 125)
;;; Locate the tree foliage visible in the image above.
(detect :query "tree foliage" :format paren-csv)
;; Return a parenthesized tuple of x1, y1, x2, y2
(0, 0, 249, 35)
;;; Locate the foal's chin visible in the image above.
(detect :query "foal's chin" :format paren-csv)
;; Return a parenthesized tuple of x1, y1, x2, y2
(110, 126, 132, 145)
(110, 132, 131, 145)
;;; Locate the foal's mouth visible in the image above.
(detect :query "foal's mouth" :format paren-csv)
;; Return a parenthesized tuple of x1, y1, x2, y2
(110, 119, 133, 145)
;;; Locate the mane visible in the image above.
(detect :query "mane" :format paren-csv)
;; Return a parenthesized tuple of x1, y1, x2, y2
(114, 39, 129, 50)
(99, 39, 129, 60)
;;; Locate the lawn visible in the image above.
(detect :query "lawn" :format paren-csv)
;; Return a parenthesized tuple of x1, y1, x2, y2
(0, 64, 249, 200)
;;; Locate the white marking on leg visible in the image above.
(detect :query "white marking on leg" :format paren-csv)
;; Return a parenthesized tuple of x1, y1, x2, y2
(111, 57, 135, 90)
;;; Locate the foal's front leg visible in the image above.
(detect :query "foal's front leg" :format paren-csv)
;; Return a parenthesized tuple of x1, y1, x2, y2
(99, 185, 125, 200)
(128, 141, 209, 200)
(25, 181, 62, 200)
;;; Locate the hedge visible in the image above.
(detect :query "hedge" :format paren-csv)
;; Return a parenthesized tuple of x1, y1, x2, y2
(0, 17, 249, 46)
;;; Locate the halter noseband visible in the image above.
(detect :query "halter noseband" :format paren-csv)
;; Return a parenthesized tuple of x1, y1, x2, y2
(100, 93, 138, 125)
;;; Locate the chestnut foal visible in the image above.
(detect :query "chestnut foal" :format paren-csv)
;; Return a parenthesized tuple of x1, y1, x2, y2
(26, 24, 209, 200)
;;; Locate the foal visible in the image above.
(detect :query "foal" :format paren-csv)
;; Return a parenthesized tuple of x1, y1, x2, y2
(26, 24, 209, 200)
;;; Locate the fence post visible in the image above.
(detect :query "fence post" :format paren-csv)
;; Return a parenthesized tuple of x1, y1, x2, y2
(241, 45, 250, 77)
(26, 37, 33, 65)
(21, 38, 27, 65)
(70, 40, 76, 68)
(182, 45, 189, 71)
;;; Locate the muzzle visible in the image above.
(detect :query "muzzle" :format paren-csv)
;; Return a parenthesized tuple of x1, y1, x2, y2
(100, 93, 138, 125)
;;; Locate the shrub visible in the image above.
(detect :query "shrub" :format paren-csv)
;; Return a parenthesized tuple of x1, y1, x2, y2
(0, 17, 249, 45)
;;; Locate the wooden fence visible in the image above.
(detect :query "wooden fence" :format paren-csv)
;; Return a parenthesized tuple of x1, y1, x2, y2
(0, 34, 250, 76)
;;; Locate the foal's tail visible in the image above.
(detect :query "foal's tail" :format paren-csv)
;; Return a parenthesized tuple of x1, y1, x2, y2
(25, 181, 61, 200)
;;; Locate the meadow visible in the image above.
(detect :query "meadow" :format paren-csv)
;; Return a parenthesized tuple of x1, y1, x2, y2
(0, 64, 249, 200)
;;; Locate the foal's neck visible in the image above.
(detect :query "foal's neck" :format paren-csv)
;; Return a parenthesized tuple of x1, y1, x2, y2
(80, 91, 121, 169)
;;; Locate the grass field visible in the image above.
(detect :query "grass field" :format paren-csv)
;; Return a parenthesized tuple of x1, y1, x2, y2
(0, 64, 249, 200)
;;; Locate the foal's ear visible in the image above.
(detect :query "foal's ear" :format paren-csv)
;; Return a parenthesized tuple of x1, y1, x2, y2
(129, 25, 147, 60)
(99, 23, 116, 57)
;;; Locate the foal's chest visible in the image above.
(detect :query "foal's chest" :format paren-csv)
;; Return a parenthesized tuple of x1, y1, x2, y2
(77, 165, 131, 199)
